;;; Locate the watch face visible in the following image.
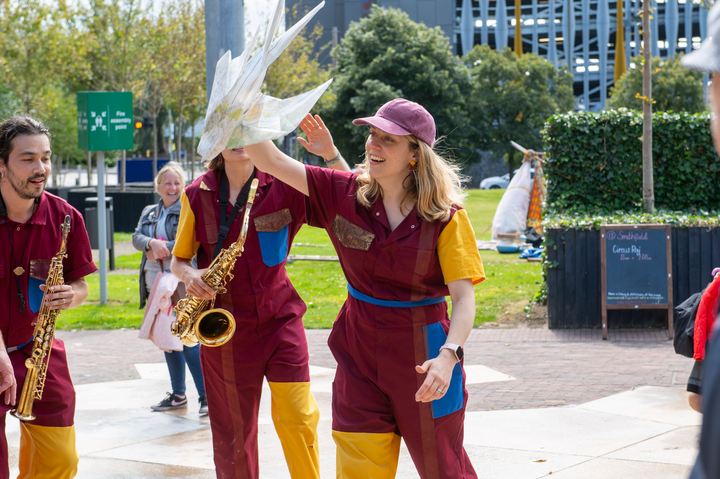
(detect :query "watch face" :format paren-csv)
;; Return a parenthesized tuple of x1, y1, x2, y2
(456, 346, 464, 362)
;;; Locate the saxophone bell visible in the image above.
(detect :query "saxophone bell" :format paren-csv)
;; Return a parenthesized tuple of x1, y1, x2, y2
(194, 308, 237, 347)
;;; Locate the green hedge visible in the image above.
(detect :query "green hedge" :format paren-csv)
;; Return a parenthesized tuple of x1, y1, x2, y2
(542, 109, 718, 213)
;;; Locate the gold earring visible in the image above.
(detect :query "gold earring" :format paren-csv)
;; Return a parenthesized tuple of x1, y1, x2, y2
(409, 160, 417, 166)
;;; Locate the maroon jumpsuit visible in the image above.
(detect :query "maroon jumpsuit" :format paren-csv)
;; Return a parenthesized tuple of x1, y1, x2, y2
(305, 165, 480, 478)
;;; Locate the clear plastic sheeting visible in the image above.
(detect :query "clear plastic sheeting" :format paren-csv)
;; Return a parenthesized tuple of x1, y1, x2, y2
(197, 0, 329, 162)
(491, 161, 533, 246)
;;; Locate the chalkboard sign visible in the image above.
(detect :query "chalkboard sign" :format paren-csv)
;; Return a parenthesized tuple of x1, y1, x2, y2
(600, 225, 673, 340)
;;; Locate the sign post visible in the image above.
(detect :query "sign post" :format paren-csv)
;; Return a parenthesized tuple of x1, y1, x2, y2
(77, 91, 133, 304)
(600, 224, 673, 340)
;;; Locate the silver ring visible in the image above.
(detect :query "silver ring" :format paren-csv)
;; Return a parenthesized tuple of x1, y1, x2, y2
(437, 387, 444, 394)
(62, 298, 66, 305)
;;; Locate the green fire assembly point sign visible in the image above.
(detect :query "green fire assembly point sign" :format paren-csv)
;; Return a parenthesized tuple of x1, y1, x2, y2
(77, 91, 133, 151)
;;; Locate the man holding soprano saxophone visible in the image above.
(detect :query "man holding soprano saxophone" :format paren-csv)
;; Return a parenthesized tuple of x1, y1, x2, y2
(171, 117, 349, 478)
(0, 117, 97, 479)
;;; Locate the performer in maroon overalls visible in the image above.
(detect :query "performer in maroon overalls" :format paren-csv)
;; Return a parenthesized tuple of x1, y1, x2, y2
(172, 115, 350, 479)
(0, 117, 97, 479)
(247, 100, 485, 478)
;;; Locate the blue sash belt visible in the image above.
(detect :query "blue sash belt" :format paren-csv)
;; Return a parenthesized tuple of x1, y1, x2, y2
(347, 283, 446, 308)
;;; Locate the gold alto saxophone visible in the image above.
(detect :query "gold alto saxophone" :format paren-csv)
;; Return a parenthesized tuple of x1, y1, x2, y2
(172, 178, 259, 347)
(11, 215, 71, 421)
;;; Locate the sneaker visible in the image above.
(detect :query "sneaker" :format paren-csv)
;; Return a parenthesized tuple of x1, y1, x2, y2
(151, 392, 187, 411)
(199, 396, 208, 416)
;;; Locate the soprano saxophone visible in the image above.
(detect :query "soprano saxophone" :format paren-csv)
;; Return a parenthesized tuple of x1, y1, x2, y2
(11, 215, 71, 421)
(171, 178, 259, 347)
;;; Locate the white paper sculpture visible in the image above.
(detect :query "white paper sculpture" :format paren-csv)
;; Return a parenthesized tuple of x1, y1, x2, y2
(197, 0, 331, 162)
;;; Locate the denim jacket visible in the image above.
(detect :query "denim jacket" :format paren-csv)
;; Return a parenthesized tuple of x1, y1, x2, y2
(132, 199, 182, 307)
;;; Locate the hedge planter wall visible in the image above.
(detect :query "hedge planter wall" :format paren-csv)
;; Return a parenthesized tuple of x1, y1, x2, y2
(546, 226, 720, 329)
(543, 110, 719, 213)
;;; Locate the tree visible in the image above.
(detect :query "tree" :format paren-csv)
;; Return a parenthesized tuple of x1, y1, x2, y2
(136, 10, 173, 179)
(0, 0, 72, 118)
(81, 0, 149, 188)
(465, 45, 575, 174)
(165, 0, 206, 169)
(607, 55, 706, 114)
(322, 6, 470, 160)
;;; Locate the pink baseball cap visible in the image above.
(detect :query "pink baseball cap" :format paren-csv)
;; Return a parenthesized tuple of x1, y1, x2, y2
(353, 98, 436, 147)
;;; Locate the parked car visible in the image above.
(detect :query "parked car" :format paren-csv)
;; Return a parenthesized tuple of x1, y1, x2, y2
(479, 168, 535, 189)
(480, 173, 510, 189)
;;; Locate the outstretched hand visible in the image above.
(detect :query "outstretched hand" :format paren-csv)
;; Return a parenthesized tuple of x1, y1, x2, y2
(297, 114, 336, 160)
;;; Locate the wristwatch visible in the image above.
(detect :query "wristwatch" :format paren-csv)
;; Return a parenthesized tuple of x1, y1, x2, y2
(439, 343, 464, 363)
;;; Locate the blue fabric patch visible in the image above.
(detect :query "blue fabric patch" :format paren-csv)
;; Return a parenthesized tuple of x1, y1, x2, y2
(425, 322, 464, 419)
(28, 277, 46, 314)
(258, 225, 289, 267)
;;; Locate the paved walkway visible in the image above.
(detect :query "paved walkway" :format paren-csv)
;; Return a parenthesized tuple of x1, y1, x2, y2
(62, 328, 694, 412)
(4, 328, 698, 478)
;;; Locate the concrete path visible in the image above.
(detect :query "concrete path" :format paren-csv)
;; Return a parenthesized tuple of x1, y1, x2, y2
(6, 329, 699, 478)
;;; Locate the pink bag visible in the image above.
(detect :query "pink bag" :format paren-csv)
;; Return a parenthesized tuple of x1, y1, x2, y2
(139, 272, 184, 352)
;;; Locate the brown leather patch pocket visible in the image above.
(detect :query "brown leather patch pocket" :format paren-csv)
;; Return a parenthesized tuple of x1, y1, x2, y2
(254, 208, 292, 233)
(331, 215, 375, 251)
(30, 259, 52, 281)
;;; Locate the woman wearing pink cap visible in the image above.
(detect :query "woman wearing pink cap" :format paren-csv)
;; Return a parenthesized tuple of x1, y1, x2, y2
(246, 99, 485, 478)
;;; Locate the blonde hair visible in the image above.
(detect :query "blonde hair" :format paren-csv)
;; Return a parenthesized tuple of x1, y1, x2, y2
(155, 161, 186, 192)
(355, 135, 465, 223)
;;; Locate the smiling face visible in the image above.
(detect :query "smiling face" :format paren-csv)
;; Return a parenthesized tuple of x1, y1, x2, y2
(364, 126, 417, 185)
(1, 134, 52, 201)
(157, 170, 183, 207)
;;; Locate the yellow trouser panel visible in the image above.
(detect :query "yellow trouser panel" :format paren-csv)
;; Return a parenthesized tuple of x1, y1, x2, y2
(332, 430, 401, 479)
(269, 381, 320, 479)
(18, 423, 78, 479)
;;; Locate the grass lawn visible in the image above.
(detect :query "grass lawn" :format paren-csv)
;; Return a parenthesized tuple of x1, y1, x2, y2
(61, 189, 543, 330)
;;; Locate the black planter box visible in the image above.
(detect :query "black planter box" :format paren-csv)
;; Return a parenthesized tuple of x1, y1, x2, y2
(546, 227, 720, 329)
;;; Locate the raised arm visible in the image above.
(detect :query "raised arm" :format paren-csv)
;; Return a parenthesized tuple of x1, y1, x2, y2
(297, 114, 351, 172)
(245, 141, 310, 196)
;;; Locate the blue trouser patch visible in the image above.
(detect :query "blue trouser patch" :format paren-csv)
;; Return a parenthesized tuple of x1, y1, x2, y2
(424, 322, 463, 419)
(28, 277, 46, 313)
(258, 225, 289, 267)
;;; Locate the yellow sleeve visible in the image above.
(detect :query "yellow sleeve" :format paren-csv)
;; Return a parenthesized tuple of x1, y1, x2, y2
(172, 190, 201, 259)
(437, 209, 486, 285)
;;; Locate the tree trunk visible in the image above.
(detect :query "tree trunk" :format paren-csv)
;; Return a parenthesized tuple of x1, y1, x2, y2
(191, 123, 195, 180)
(642, 0, 654, 213)
(52, 154, 58, 187)
(176, 100, 185, 168)
(152, 116, 158, 180)
(508, 149, 515, 177)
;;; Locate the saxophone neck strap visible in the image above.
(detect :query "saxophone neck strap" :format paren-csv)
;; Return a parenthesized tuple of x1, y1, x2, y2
(6, 339, 32, 353)
(212, 168, 256, 261)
